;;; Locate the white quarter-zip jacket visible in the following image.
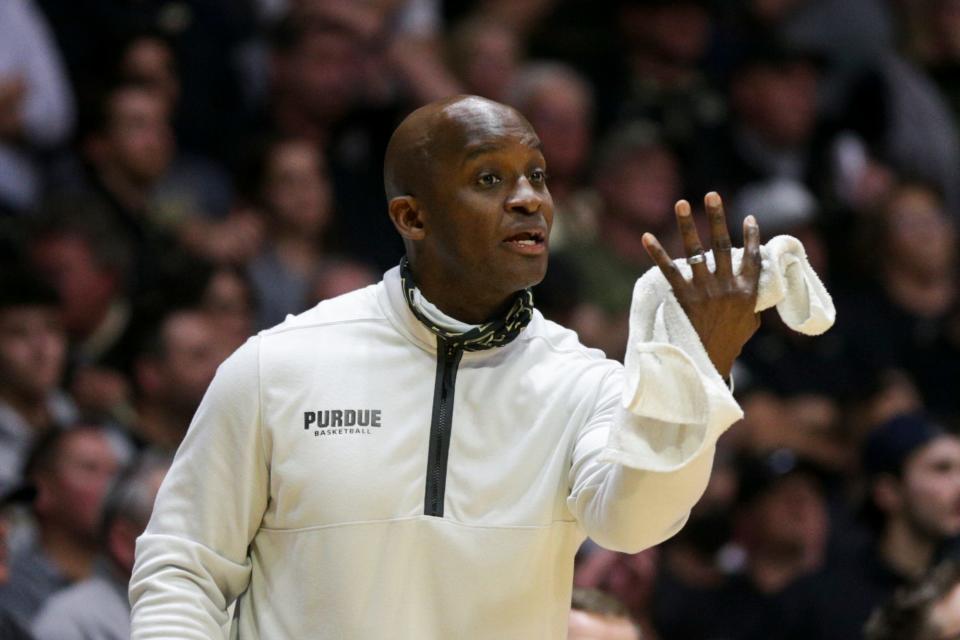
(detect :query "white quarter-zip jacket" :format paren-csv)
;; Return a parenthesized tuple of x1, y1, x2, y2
(129, 265, 742, 639)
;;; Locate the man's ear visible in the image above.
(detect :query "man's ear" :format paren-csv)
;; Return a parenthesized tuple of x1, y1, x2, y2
(388, 196, 426, 241)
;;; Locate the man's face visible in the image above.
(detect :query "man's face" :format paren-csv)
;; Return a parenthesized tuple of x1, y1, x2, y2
(885, 187, 956, 279)
(263, 139, 332, 235)
(753, 474, 828, 559)
(567, 610, 640, 640)
(900, 436, 960, 539)
(30, 235, 117, 339)
(104, 88, 174, 184)
(0, 306, 66, 402)
(36, 429, 120, 540)
(157, 312, 221, 414)
(418, 103, 554, 301)
(734, 62, 818, 147)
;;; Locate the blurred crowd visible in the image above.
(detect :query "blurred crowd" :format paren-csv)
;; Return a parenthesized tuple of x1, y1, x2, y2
(0, 0, 959, 638)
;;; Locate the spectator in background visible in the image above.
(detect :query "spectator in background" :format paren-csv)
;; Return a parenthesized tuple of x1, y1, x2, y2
(75, 80, 260, 270)
(200, 266, 258, 358)
(783, 414, 960, 639)
(866, 558, 960, 640)
(730, 180, 858, 472)
(561, 123, 683, 360)
(0, 0, 74, 215)
(131, 308, 220, 453)
(689, 40, 833, 207)
(264, 10, 404, 269)
(0, 426, 121, 629)
(612, 0, 726, 151)
(27, 211, 135, 423)
(109, 32, 235, 223)
(245, 135, 334, 328)
(656, 450, 829, 640)
(32, 453, 170, 640)
(0, 270, 74, 493)
(507, 62, 598, 249)
(568, 588, 642, 640)
(837, 180, 959, 422)
(447, 16, 521, 103)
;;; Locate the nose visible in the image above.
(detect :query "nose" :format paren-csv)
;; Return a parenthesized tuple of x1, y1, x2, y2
(505, 176, 542, 215)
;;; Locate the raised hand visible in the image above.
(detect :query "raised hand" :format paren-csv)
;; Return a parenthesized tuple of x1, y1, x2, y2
(641, 191, 761, 378)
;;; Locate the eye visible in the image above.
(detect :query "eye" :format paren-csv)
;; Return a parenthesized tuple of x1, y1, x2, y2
(477, 173, 501, 187)
(530, 168, 547, 184)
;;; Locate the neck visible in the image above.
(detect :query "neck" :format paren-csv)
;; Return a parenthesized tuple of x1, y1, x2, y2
(136, 402, 190, 452)
(881, 517, 936, 579)
(39, 524, 96, 582)
(408, 259, 515, 325)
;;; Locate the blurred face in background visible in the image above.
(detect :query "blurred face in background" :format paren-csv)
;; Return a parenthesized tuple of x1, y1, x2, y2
(749, 474, 828, 564)
(202, 269, 255, 357)
(275, 25, 365, 124)
(621, 2, 711, 65)
(139, 311, 221, 416)
(733, 61, 818, 148)
(521, 79, 592, 185)
(30, 234, 118, 340)
(0, 305, 66, 402)
(597, 145, 680, 233)
(34, 429, 120, 542)
(96, 87, 174, 185)
(450, 20, 520, 102)
(897, 436, 960, 540)
(262, 139, 332, 236)
(884, 186, 956, 280)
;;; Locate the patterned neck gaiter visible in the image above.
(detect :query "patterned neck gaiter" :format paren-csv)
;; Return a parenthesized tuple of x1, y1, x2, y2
(400, 257, 535, 352)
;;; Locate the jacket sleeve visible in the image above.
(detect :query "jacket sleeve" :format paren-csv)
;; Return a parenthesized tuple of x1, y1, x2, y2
(566, 343, 742, 554)
(129, 337, 269, 639)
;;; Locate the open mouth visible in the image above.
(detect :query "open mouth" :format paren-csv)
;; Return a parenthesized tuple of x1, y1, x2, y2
(503, 230, 546, 248)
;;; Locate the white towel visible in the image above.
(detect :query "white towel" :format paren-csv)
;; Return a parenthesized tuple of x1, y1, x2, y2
(601, 234, 836, 472)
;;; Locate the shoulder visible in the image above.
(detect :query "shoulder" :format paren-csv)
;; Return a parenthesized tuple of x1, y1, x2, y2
(523, 312, 615, 365)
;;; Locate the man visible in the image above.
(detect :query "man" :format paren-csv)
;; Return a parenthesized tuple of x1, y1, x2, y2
(32, 454, 169, 640)
(568, 588, 642, 640)
(656, 450, 830, 640)
(132, 308, 222, 453)
(130, 95, 764, 637)
(0, 426, 121, 628)
(0, 270, 75, 493)
(782, 413, 960, 639)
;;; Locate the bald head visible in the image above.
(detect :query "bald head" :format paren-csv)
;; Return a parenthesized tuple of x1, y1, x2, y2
(383, 95, 537, 201)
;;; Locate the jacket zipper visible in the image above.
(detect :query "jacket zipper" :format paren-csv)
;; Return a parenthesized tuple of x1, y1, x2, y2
(424, 337, 463, 517)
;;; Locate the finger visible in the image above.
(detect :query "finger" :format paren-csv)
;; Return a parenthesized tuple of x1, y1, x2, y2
(739, 215, 762, 286)
(675, 200, 710, 280)
(705, 192, 733, 279)
(643, 232, 687, 291)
